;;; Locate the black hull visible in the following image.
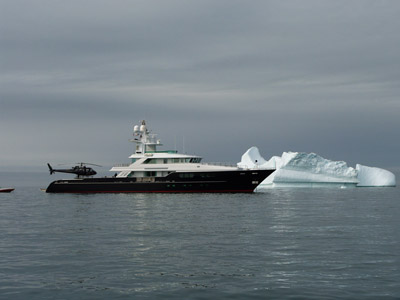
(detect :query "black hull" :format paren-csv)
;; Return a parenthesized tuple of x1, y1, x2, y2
(46, 169, 274, 193)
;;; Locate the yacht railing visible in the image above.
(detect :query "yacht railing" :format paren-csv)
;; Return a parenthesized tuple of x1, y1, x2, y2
(202, 162, 237, 167)
(113, 163, 130, 168)
(145, 150, 178, 154)
(237, 165, 259, 170)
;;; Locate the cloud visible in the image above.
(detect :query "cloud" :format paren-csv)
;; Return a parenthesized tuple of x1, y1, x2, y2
(1, 0, 399, 170)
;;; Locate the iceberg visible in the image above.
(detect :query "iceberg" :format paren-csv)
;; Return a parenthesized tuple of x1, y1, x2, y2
(355, 164, 396, 187)
(238, 147, 396, 187)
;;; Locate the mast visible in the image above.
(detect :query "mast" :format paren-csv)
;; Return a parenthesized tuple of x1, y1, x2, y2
(131, 120, 162, 154)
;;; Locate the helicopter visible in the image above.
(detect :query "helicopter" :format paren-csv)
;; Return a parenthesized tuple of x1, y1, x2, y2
(47, 162, 101, 178)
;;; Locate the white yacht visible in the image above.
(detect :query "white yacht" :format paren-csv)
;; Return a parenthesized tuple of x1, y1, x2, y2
(46, 121, 274, 193)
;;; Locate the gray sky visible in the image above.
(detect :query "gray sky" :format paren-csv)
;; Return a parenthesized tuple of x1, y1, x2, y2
(1, 0, 399, 172)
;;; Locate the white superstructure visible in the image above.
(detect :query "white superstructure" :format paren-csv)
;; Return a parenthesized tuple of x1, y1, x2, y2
(110, 120, 237, 178)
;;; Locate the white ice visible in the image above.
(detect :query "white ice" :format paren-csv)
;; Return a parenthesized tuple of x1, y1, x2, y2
(355, 164, 396, 187)
(238, 147, 396, 187)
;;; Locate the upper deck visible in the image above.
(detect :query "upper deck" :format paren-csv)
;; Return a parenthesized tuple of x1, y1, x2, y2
(110, 120, 236, 177)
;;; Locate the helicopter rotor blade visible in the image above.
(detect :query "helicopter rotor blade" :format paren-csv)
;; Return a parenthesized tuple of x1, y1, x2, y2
(75, 162, 102, 167)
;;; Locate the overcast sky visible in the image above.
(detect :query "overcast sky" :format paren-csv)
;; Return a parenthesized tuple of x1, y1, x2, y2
(1, 0, 399, 173)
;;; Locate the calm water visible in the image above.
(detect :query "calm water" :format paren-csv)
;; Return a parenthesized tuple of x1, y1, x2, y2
(1, 173, 399, 299)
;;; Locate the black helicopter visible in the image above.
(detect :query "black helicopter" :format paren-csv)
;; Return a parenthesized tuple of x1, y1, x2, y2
(47, 163, 101, 178)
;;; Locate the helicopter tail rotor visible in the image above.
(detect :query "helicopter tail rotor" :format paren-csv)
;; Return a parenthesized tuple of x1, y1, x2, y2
(47, 163, 55, 175)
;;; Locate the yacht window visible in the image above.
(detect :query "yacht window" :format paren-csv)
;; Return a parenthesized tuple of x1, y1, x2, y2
(143, 158, 157, 164)
(200, 173, 216, 178)
(145, 171, 156, 177)
(179, 173, 194, 179)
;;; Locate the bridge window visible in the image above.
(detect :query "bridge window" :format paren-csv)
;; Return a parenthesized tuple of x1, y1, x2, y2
(190, 158, 202, 163)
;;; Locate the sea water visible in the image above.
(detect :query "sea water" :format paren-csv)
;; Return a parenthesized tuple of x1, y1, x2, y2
(1, 172, 399, 299)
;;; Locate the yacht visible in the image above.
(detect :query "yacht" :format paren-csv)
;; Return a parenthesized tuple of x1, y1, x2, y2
(46, 121, 274, 193)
